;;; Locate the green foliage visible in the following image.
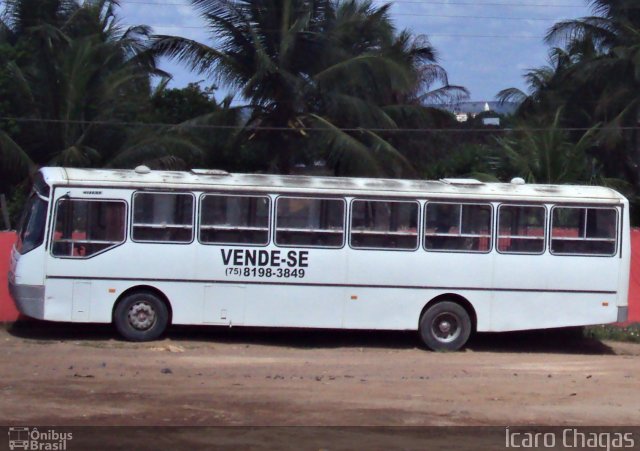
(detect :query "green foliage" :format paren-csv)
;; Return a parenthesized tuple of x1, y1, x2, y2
(0, 0, 474, 217)
(149, 82, 220, 124)
(495, 109, 598, 184)
(153, 0, 467, 176)
(5, 183, 28, 229)
(0, 0, 203, 193)
(584, 324, 640, 344)
(496, 0, 640, 223)
(423, 143, 501, 182)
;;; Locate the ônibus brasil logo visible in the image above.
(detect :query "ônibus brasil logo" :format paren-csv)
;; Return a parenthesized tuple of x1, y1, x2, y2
(8, 427, 72, 450)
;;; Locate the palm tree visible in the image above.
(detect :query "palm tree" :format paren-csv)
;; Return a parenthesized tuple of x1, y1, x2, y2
(153, 0, 467, 176)
(0, 0, 194, 185)
(495, 109, 598, 184)
(545, 0, 640, 188)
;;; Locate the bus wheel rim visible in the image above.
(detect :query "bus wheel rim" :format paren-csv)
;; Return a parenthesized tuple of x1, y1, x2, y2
(128, 301, 157, 331)
(431, 312, 461, 343)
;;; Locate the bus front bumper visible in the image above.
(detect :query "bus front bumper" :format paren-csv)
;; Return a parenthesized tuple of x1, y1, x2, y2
(8, 277, 45, 319)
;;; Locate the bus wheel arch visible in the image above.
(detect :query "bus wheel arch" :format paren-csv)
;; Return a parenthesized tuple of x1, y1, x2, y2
(418, 294, 476, 351)
(112, 286, 172, 341)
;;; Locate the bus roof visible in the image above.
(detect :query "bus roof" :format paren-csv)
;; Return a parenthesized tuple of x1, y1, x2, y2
(40, 167, 626, 203)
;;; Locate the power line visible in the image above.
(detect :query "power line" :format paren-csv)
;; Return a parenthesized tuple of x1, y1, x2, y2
(124, 0, 588, 8)
(0, 116, 622, 133)
(146, 13, 563, 23)
(121, 1, 581, 21)
(123, 3, 584, 21)
(121, 1, 584, 36)
(116, 0, 591, 38)
(149, 24, 546, 38)
(149, 16, 563, 23)
(361, 13, 567, 21)
(145, 22, 547, 37)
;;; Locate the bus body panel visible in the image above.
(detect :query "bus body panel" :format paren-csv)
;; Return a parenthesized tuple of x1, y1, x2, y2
(10, 244, 46, 287)
(241, 284, 345, 328)
(202, 284, 246, 325)
(9, 243, 47, 320)
(193, 237, 349, 327)
(617, 198, 631, 315)
(43, 278, 78, 322)
(8, 168, 632, 341)
(345, 249, 494, 330)
(342, 288, 492, 330)
(490, 292, 618, 331)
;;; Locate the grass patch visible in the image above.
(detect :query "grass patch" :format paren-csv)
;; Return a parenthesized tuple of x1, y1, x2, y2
(584, 323, 640, 343)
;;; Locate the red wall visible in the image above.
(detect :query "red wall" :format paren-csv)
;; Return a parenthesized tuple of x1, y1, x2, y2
(0, 230, 639, 323)
(627, 229, 640, 323)
(0, 232, 18, 321)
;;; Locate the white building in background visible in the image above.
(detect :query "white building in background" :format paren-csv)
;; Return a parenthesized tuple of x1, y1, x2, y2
(434, 101, 519, 125)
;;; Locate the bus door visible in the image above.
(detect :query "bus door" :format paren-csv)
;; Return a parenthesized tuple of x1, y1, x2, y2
(45, 188, 131, 322)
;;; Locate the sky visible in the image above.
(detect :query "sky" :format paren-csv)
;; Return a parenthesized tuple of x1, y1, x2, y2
(119, 0, 592, 102)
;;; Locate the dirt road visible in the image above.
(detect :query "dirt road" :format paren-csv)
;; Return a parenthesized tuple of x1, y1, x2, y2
(0, 322, 639, 428)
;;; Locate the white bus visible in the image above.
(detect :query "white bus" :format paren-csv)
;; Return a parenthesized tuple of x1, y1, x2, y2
(8, 167, 630, 351)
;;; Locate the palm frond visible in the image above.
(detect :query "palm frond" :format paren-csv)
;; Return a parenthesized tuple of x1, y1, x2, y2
(314, 54, 412, 93)
(306, 114, 384, 176)
(320, 92, 398, 129)
(152, 35, 231, 81)
(546, 16, 616, 49)
(418, 84, 469, 104)
(496, 88, 528, 105)
(0, 129, 35, 178)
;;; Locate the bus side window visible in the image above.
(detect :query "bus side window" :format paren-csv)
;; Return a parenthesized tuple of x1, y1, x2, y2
(424, 202, 492, 252)
(275, 197, 345, 248)
(200, 194, 270, 245)
(551, 207, 617, 256)
(497, 205, 546, 254)
(51, 199, 126, 258)
(350, 200, 419, 250)
(132, 192, 194, 243)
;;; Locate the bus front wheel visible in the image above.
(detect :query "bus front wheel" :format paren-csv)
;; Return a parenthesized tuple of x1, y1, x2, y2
(419, 301, 471, 351)
(114, 291, 169, 341)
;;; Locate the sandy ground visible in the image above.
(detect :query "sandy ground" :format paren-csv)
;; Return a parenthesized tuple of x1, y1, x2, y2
(1, 321, 639, 433)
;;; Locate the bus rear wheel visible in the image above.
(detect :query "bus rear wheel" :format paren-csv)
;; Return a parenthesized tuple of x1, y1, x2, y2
(114, 291, 169, 341)
(419, 301, 471, 351)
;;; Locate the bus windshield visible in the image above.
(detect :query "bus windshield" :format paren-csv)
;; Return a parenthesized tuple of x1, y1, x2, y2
(16, 193, 48, 254)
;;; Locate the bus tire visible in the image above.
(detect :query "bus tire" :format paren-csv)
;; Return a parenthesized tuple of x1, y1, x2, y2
(419, 301, 471, 351)
(114, 291, 169, 341)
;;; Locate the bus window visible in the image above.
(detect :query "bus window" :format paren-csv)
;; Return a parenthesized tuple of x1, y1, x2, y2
(200, 194, 270, 245)
(350, 200, 419, 250)
(498, 205, 546, 254)
(551, 207, 617, 256)
(275, 197, 345, 248)
(132, 192, 194, 243)
(16, 193, 48, 255)
(424, 203, 491, 252)
(52, 199, 126, 258)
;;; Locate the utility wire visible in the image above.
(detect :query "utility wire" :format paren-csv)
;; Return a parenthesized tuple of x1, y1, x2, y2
(154, 28, 546, 38)
(149, 24, 546, 38)
(122, 4, 581, 22)
(118, 1, 590, 37)
(147, 14, 567, 22)
(145, 21, 548, 37)
(0, 116, 624, 133)
(123, 0, 588, 8)
(123, 4, 584, 21)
